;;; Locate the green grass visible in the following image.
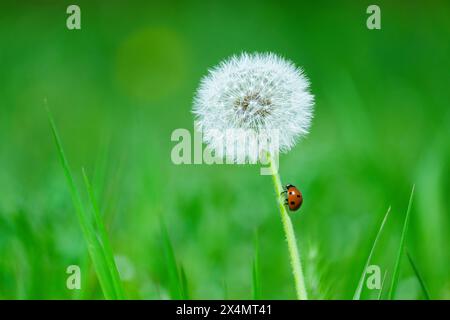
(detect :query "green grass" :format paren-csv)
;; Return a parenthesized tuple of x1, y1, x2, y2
(252, 231, 261, 300)
(160, 218, 188, 299)
(82, 168, 125, 299)
(1, 2, 449, 300)
(406, 250, 431, 300)
(353, 206, 391, 300)
(377, 270, 388, 300)
(47, 106, 125, 299)
(388, 185, 415, 300)
(179, 263, 190, 299)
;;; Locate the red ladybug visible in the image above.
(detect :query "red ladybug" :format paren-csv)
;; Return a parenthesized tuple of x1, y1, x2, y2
(282, 184, 303, 211)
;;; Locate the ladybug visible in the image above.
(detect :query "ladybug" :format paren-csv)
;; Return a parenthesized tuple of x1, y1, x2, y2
(281, 184, 303, 211)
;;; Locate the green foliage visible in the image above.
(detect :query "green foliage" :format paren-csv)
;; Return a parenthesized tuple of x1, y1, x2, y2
(0, 2, 449, 300)
(160, 219, 188, 299)
(82, 168, 125, 299)
(377, 270, 388, 300)
(353, 207, 390, 300)
(252, 231, 261, 300)
(47, 107, 124, 299)
(388, 185, 415, 300)
(406, 250, 431, 300)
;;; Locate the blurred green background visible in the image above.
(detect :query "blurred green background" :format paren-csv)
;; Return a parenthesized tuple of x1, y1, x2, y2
(0, 0, 449, 299)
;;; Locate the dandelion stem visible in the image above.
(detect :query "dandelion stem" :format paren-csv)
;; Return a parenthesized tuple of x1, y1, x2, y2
(268, 154, 308, 300)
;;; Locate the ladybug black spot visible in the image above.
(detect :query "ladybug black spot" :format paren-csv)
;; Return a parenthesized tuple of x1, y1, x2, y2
(290, 201, 295, 205)
(297, 195, 300, 198)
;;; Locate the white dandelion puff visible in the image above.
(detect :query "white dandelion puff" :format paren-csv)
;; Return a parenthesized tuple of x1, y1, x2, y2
(193, 52, 314, 161)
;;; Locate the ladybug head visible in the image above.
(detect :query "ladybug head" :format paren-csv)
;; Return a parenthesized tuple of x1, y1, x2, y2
(285, 184, 295, 189)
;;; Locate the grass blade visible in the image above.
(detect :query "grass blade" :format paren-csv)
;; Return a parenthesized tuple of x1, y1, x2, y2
(82, 168, 125, 299)
(388, 185, 415, 300)
(252, 231, 261, 299)
(353, 206, 391, 300)
(377, 270, 388, 300)
(222, 279, 228, 299)
(179, 263, 189, 299)
(47, 106, 118, 299)
(160, 219, 183, 299)
(406, 250, 431, 299)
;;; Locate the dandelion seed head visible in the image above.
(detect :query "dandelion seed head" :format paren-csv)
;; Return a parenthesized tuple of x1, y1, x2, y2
(193, 52, 314, 160)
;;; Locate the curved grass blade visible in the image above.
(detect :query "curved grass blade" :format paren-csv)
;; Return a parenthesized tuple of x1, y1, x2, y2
(406, 250, 431, 300)
(388, 185, 415, 300)
(377, 270, 388, 300)
(179, 263, 189, 299)
(160, 219, 183, 299)
(353, 206, 391, 300)
(82, 168, 125, 299)
(252, 231, 261, 300)
(47, 106, 117, 299)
